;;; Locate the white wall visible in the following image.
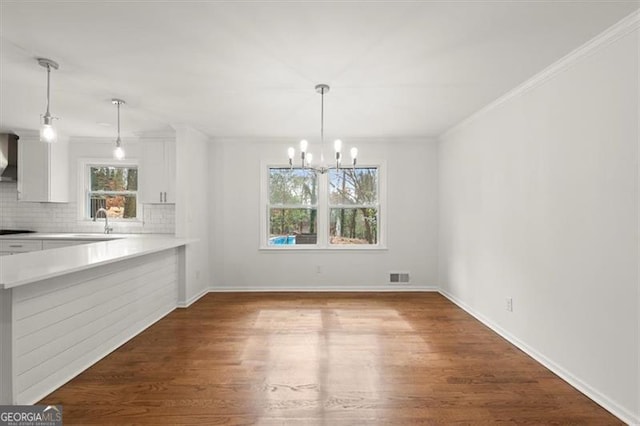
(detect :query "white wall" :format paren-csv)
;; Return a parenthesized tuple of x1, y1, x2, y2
(0, 137, 175, 234)
(208, 138, 438, 290)
(175, 126, 211, 305)
(438, 20, 639, 423)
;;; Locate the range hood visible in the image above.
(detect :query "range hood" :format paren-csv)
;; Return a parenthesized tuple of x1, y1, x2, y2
(0, 133, 18, 182)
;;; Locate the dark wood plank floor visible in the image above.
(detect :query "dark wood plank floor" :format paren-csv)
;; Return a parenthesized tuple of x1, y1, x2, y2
(39, 292, 621, 425)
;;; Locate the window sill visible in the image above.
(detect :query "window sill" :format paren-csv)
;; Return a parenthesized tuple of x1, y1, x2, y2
(259, 245, 388, 252)
(80, 219, 143, 223)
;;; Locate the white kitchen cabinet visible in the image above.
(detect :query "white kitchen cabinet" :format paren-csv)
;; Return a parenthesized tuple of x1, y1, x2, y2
(17, 133, 69, 202)
(0, 239, 43, 255)
(139, 139, 175, 204)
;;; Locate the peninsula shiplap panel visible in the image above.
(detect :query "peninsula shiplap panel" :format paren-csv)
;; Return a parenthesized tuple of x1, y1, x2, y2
(12, 249, 178, 404)
(14, 261, 175, 338)
(0, 289, 12, 404)
(15, 273, 176, 370)
(14, 259, 168, 321)
(14, 265, 175, 356)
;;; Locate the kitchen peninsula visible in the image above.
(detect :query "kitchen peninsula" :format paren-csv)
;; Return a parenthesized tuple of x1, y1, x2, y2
(0, 234, 193, 405)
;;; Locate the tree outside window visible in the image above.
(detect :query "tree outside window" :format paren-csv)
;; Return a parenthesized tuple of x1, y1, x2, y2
(88, 165, 138, 219)
(266, 166, 380, 247)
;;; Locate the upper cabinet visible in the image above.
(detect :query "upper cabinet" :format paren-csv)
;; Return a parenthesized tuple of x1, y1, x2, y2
(139, 138, 175, 204)
(17, 133, 69, 202)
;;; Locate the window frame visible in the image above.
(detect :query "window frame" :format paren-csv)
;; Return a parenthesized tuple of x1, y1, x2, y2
(260, 160, 387, 251)
(79, 159, 141, 222)
(327, 167, 380, 246)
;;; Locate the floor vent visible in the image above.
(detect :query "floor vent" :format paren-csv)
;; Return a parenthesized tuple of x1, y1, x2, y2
(389, 272, 410, 283)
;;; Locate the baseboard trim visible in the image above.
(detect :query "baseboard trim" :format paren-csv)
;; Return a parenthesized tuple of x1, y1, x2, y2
(177, 288, 209, 308)
(208, 286, 438, 292)
(438, 289, 638, 425)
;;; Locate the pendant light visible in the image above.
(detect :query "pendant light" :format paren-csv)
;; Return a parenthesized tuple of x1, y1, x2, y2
(37, 58, 59, 143)
(288, 84, 357, 173)
(112, 99, 125, 160)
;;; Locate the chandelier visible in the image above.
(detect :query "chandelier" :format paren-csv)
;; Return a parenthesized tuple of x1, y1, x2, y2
(288, 84, 357, 173)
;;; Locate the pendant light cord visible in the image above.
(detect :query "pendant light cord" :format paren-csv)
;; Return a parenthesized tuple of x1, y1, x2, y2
(45, 64, 51, 116)
(116, 102, 121, 144)
(320, 87, 325, 161)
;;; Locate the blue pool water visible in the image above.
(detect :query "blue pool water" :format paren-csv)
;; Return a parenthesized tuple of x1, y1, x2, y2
(269, 235, 296, 245)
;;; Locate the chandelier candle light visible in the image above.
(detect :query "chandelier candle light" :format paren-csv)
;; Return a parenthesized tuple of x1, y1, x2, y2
(288, 84, 357, 173)
(112, 99, 125, 160)
(37, 58, 59, 143)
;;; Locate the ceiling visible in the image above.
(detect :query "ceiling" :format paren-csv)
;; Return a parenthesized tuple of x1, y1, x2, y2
(1, 1, 638, 141)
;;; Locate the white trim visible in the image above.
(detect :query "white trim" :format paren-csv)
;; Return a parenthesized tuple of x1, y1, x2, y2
(441, 9, 640, 139)
(77, 158, 141, 222)
(208, 286, 438, 292)
(259, 245, 388, 252)
(177, 287, 208, 308)
(438, 289, 639, 425)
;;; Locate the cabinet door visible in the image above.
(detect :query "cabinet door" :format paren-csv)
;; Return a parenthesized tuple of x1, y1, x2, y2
(139, 140, 167, 204)
(17, 134, 68, 202)
(0, 239, 43, 253)
(163, 139, 176, 204)
(140, 139, 175, 204)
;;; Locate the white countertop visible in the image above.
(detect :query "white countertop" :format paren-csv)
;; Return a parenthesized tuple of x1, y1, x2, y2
(0, 234, 195, 289)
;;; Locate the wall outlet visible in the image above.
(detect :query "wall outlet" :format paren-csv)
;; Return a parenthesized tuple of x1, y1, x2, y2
(506, 297, 513, 312)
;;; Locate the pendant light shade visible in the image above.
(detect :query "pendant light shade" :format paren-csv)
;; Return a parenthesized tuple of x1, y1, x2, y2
(112, 99, 126, 160)
(37, 58, 59, 143)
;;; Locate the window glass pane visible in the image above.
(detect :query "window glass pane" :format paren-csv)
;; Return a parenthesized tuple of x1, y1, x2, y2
(89, 194, 137, 219)
(90, 166, 138, 191)
(329, 168, 378, 205)
(330, 208, 378, 245)
(269, 208, 317, 245)
(269, 168, 317, 205)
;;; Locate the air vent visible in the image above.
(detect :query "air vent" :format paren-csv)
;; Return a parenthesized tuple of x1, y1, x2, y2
(389, 272, 410, 283)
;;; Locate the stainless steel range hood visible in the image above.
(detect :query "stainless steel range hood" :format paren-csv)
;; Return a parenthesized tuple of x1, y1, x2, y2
(0, 133, 19, 182)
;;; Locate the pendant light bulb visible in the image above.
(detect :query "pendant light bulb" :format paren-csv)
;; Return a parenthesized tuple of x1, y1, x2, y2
(350, 147, 358, 160)
(114, 143, 125, 160)
(37, 58, 59, 143)
(40, 122, 57, 144)
(111, 99, 126, 160)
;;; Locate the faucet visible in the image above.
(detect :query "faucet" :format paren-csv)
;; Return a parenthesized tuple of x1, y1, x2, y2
(94, 208, 113, 234)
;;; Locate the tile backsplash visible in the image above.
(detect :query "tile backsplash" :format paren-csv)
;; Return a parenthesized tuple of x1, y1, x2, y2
(0, 182, 174, 234)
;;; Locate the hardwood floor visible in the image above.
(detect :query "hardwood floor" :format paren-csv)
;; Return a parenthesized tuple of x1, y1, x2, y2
(39, 292, 621, 425)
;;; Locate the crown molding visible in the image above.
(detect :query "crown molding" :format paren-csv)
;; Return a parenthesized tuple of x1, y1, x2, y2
(440, 9, 640, 140)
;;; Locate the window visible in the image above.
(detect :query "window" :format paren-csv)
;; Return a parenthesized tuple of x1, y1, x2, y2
(85, 164, 139, 220)
(268, 168, 318, 245)
(328, 168, 378, 245)
(262, 164, 383, 249)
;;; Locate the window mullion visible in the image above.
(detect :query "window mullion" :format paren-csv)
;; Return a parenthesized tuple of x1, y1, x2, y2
(317, 172, 328, 247)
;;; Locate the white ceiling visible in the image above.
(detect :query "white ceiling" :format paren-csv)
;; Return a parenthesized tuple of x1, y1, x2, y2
(1, 1, 638, 141)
